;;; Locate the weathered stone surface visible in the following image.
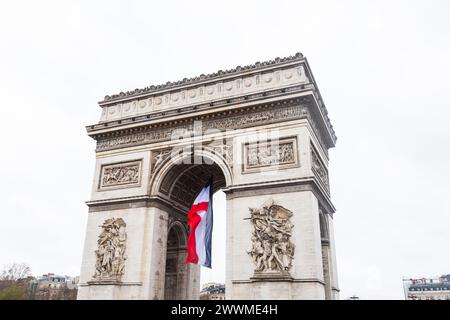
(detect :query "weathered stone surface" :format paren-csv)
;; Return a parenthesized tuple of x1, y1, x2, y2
(78, 53, 339, 300)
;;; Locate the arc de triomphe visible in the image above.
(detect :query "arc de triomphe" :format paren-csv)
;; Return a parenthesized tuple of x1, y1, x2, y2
(77, 52, 339, 300)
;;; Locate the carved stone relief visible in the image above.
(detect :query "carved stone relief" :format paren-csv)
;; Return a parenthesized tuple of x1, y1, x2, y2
(248, 199, 295, 273)
(99, 160, 142, 189)
(151, 140, 233, 174)
(243, 137, 298, 172)
(152, 150, 171, 170)
(311, 144, 329, 192)
(93, 218, 127, 281)
(247, 142, 294, 168)
(96, 101, 310, 151)
(205, 140, 233, 167)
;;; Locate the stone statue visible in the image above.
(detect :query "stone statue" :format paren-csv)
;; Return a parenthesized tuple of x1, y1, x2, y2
(248, 199, 295, 272)
(93, 218, 127, 281)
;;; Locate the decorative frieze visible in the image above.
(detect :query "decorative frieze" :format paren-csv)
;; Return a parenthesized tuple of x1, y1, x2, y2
(96, 101, 310, 152)
(93, 218, 127, 282)
(311, 144, 329, 192)
(99, 160, 142, 190)
(248, 199, 295, 273)
(99, 64, 308, 122)
(243, 137, 298, 173)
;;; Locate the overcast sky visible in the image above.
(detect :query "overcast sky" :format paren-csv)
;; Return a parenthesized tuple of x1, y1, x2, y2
(1, 0, 449, 300)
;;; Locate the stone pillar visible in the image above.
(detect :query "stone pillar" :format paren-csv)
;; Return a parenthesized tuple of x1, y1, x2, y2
(225, 187, 326, 300)
(319, 211, 332, 299)
(77, 205, 169, 300)
(327, 215, 340, 299)
(140, 206, 169, 300)
(186, 263, 200, 299)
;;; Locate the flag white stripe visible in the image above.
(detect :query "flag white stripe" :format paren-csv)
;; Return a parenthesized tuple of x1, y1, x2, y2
(193, 185, 210, 204)
(195, 210, 207, 265)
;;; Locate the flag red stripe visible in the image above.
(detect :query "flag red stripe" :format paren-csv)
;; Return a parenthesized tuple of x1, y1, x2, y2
(186, 201, 209, 264)
(187, 202, 209, 221)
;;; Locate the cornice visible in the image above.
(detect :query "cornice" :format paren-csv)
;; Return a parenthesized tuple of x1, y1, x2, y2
(100, 52, 304, 104)
(87, 84, 313, 135)
(85, 178, 335, 215)
(90, 97, 334, 152)
(92, 53, 337, 147)
(223, 176, 336, 214)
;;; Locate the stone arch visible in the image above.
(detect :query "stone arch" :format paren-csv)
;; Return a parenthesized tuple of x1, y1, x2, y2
(167, 220, 188, 246)
(150, 148, 232, 209)
(79, 53, 340, 300)
(151, 149, 231, 300)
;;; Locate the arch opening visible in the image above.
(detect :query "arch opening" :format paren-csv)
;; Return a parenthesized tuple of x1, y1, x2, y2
(164, 223, 187, 300)
(158, 155, 228, 210)
(158, 154, 229, 300)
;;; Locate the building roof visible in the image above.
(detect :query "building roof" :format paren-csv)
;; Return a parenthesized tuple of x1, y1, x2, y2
(201, 283, 225, 294)
(102, 53, 304, 103)
(409, 283, 450, 291)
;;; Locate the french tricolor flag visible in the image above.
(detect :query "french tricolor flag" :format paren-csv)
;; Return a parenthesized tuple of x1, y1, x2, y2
(186, 178, 213, 268)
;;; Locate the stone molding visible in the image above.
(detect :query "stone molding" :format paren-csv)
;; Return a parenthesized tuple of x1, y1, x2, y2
(82, 281, 142, 286)
(223, 177, 335, 215)
(101, 53, 305, 104)
(232, 277, 326, 285)
(89, 84, 310, 133)
(150, 140, 233, 173)
(92, 97, 332, 152)
(99, 65, 309, 124)
(86, 195, 188, 217)
(87, 177, 335, 215)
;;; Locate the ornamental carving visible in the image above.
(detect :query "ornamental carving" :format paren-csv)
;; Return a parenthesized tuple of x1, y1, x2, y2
(152, 140, 233, 172)
(96, 102, 309, 151)
(93, 218, 127, 281)
(206, 140, 233, 166)
(311, 145, 329, 192)
(152, 150, 171, 170)
(246, 141, 295, 168)
(248, 199, 295, 273)
(99, 161, 141, 189)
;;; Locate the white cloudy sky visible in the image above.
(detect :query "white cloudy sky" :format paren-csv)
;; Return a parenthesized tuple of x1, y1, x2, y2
(1, 0, 449, 300)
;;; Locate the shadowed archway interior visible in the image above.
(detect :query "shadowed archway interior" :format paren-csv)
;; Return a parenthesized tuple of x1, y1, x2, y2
(159, 157, 227, 210)
(164, 223, 187, 300)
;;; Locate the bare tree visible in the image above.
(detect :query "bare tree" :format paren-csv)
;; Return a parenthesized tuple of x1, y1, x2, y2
(0, 263, 32, 280)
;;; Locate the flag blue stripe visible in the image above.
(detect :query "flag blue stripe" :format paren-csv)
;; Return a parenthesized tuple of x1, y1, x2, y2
(203, 179, 213, 268)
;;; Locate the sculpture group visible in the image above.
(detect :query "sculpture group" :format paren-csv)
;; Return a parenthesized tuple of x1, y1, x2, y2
(94, 218, 127, 281)
(248, 200, 295, 273)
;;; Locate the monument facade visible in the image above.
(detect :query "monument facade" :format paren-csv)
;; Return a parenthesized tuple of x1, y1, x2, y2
(77, 53, 339, 300)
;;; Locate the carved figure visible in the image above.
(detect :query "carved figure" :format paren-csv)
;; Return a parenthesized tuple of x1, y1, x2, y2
(247, 200, 295, 272)
(102, 164, 140, 187)
(93, 218, 127, 280)
(247, 142, 295, 168)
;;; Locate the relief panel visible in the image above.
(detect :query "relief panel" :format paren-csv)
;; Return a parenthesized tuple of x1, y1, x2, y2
(242, 137, 299, 173)
(98, 160, 142, 190)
